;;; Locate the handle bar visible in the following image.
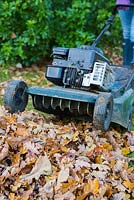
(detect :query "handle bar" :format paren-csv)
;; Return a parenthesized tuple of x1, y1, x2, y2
(92, 4, 134, 47)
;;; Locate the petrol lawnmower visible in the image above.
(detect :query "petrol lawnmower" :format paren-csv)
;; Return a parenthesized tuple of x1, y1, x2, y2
(4, 4, 134, 131)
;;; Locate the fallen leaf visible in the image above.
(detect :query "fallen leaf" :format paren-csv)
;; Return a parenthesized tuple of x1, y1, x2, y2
(75, 159, 90, 170)
(23, 141, 40, 155)
(123, 179, 134, 191)
(113, 160, 125, 173)
(0, 101, 134, 199)
(0, 142, 9, 161)
(77, 178, 99, 200)
(57, 167, 69, 188)
(4, 115, 16, 124)
(91, 164, 110, 172)
(21, 155, 52, 183)
(112, 192, 127, 200)
(16, 124, 29, 137)
(54, 191, 75, 200)
(121, 147, 130, 156)
(91, 171, 108, 180)
(9, 193, 15, 200)
(89, 178, 99, 195)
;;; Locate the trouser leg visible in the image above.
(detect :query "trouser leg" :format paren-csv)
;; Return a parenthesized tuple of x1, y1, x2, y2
(130, 42, 134, 64)
(118, 10, 132, 66)
(123, 39, 131, 66)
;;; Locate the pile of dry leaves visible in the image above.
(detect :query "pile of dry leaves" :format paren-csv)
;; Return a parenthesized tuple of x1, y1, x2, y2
(0, 106, 134, 200)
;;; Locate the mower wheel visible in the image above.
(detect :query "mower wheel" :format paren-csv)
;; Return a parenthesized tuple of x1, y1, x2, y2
(127, 103, 134, 131)
(4, 80, 28, 113)
(93, 93, 113, 131)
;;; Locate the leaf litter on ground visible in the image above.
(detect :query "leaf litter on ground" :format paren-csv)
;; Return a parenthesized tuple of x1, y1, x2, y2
(0, 105, 134, 200)
(0, 60, 134, 199)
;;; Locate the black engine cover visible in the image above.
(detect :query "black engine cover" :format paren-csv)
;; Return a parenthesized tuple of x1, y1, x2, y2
(46, 46, 109, 89)
(63, 68, 89, 89)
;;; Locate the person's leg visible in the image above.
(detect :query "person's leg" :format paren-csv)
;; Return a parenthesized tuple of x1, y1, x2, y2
(130, 9, 134, 64)
(118, 9, 132, 66)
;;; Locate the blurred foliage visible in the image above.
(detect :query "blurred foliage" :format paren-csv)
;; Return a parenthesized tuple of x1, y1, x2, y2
(0, 0, 122, 66)
(0, 0, 52, 66)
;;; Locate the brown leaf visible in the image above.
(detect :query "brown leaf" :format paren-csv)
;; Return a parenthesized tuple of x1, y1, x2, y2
(21, 186, 34, 199)
(16, 124, 29, 137)
(0, 142, 9, 161)
(4, 115, 16, 124)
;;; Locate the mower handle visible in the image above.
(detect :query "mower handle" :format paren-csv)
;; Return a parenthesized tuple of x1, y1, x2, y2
(92, 4, 134, 48)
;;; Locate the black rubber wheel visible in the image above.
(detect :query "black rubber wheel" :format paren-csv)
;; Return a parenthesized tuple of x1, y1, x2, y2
(128, 103, 134, 131)
(4, 80, 28, 113)
(93, 93, 113, 131)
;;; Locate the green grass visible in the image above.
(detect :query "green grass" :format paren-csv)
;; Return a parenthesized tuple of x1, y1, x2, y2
(127, 152, 134, 168)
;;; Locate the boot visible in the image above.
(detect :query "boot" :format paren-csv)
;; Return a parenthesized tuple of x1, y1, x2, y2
(122, 39, 131, 66)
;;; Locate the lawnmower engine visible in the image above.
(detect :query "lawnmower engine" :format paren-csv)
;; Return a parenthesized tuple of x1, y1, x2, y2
(46, 45, 115, 91)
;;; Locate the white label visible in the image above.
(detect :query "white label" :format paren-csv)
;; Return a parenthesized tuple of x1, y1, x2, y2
(82, 74, 91, 87)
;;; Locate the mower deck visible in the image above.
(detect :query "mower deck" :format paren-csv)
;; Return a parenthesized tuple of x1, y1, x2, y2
(26, 86, 100, 117)
(27, 86, 98, 103)
(26, 85, 134, 129)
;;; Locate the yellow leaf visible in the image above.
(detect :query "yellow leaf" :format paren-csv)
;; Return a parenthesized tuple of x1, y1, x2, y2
(95, 155, 102, 164)
(123, 179, 134, 191)
(102, 143, 113, 151)
(110, 160, 116, 168)
(50, 149, 61, 154)
(10, 181, 22, 192)
(122, 147, 130, 156)
(61, 145, 69, 153)
(12, 154, 20, 165)
(91, 178, 99, 195)
(125, 193, 131, 199)
(77, 179, 99, 200)
(83, 182, 91, 194)
(72, 131, 79, 141)
(20, 146, 27, 154)
(62, 179, 78, 193)
(61, 138, 71, 146)
(84, 179, 99, 195)
(77, 193, 88, 200)
(9, 193, 15, 200)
